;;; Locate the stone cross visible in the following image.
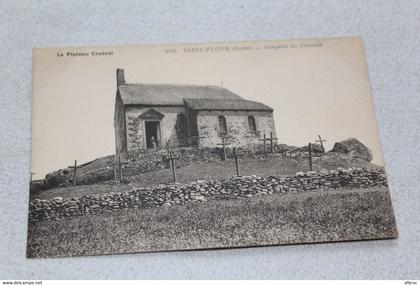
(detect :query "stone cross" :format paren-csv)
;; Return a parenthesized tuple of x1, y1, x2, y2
(68, 160, 78, 186)
(315, 134, 326, 152)
(217, 137, 231, 160)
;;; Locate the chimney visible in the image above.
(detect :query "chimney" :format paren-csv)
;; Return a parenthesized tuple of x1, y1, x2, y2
(116, 68, 125, 87)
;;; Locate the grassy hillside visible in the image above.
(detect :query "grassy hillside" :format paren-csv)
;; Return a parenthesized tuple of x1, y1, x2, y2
(30, 154, 380, 201)
(27, 186, 397, 258)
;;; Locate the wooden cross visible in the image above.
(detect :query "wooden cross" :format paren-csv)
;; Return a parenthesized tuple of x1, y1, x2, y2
(68, 160, 78, 186)
(259, 133, 277, 155)
(308, 143, 313, 171)
(167, 149, 179, 182)
(268, 132, 278, 153)
(107, 155, 128, 181)
(227, 147, 244, 176)
(259, 134, 267, 155)
(107, 156, 118, 182)
(315, 134, 326, 152)
(217, 137, 231, 160)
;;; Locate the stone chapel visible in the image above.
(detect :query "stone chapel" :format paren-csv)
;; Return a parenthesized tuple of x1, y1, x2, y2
(114, 69, 276, 153)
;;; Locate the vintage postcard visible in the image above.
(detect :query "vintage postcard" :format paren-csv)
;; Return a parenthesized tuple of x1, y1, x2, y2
(28, 37, 397, 258)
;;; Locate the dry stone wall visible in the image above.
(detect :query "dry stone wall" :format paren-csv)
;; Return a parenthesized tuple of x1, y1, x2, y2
(29, 167, 388, 222)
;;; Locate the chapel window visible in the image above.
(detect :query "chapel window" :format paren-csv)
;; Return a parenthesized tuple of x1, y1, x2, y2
(218, 116, 227, 134)
(248, 116, 257, 133)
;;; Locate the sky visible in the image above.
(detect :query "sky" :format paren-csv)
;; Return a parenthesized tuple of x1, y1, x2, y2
(31, 37, 384, 179)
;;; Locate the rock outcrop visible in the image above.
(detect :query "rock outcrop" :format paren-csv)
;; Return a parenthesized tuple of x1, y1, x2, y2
(331, 138, 373, 162)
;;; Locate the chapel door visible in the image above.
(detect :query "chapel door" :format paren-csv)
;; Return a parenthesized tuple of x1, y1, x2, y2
(145, 121, 160, 148)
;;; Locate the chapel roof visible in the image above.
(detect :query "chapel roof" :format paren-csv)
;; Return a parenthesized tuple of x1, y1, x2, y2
(118, 83, 272, 111)
(184, 98, 272, 111)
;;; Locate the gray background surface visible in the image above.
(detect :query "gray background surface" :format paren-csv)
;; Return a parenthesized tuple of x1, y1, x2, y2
(0, 0, 419, 279)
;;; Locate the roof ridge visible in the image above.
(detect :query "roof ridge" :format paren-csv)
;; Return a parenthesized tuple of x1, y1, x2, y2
(123, 82, 226, 89)
(185, 98, 260, 101)
(184, 97, 273, 111)
(118, 82, 273, 109)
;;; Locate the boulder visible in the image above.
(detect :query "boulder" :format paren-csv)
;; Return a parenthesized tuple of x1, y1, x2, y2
(45, 170, 69, 188)
(331, 138, 373, 162)
(302, 143, 324, 153)
(29, 179, 48, 192)
(309, 143, 324, 153)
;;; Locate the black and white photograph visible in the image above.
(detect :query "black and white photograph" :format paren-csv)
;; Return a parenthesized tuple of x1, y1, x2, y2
(27, 37, 397, 258)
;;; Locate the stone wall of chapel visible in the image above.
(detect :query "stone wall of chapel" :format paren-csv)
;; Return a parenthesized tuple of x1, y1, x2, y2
(196, 110, 276, 149)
